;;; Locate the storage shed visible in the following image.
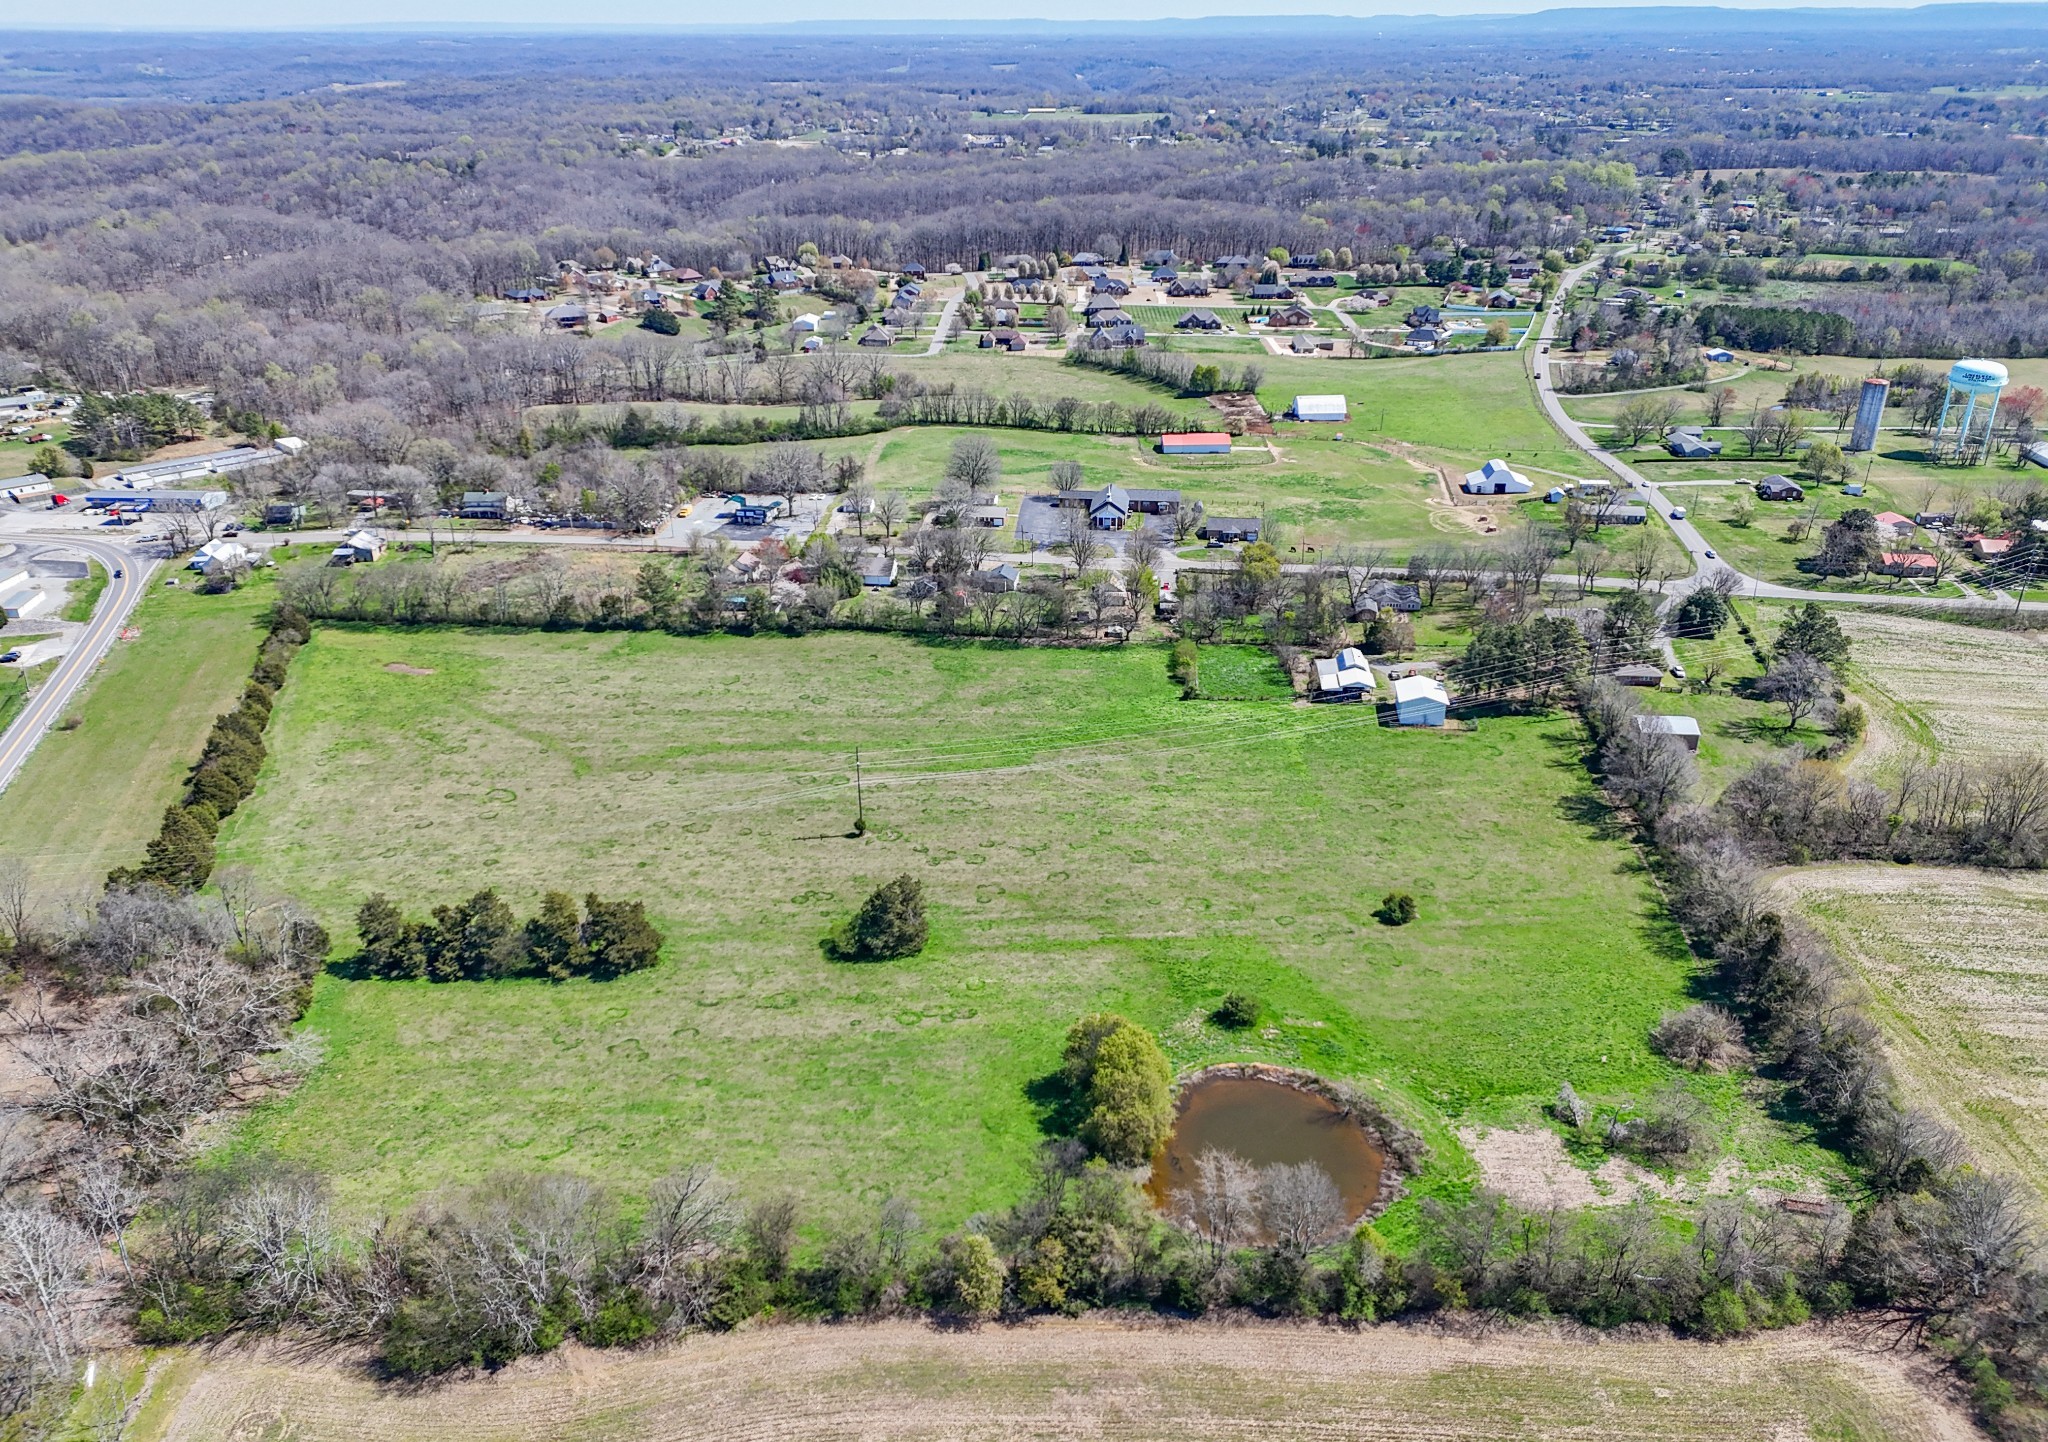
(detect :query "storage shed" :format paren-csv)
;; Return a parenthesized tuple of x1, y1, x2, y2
(1392, 674, 1448, 727)
(1292, 394, 1349, 422)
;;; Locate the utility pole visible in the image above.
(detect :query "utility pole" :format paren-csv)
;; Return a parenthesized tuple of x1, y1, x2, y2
(853, 746, 866, 834)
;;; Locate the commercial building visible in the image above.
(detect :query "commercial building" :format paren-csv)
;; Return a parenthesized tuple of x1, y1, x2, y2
(82, 488, 228, 512)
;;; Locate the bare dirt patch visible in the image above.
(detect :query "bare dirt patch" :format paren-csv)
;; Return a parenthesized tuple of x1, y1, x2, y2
(1780, 864, 2048, 1219)
(382, 663, 436, 675)
(137, 1318, 1982, 1442)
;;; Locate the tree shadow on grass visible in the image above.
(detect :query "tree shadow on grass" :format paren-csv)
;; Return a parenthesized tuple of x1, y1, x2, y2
(1556, 789, 1630, 842)
(1024, 1069, 1087, 1140)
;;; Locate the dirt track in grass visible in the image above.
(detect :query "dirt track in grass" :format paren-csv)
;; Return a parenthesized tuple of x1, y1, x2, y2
(138, 1318, 1982, 1442)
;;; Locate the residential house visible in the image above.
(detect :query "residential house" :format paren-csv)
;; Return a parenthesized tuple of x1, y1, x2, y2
(544, 302, 589, 329)
(1089, 276, 1131, 296)
(1875, 551, 1939, 577)
(1392, 674, 1449, 727)
(859, 325, 897, 347)
(1873, 511, 1915, 541)
(1666, 432, 1722, 459)
(690, 282, 722, 301)
(899, 262, 927, 279)
(1141, 248, 1177, 268)
(1126, 487, 1181, 515)
(858, 552, 898, 587)
(675, 267, 703, 282)
(1299, 274, 1338, 288)
(1070, 252, 1105, 267)
(329, 529, 386, 566)
(1407, 325, 1449, 350)
(1084, 307, 1136, 329)
(1406, 304, 1443, 327)
(1916, 511, 1955, 529)
(1248, 283, 1295, 301)
(966, 505, 1009, 528)
(502, 288, 547, 303)
(1704, 347, 1736, 362)
(1287, 253, 1319, 269)
(979, 327, 1027, 352)
(1268, 302, 1317, 328)
(1756, 475, 1805, 501)
(1082, 292, 1126, 315)
(1364, 579, 1423, 613)
(1166, 277, 1213, 297)
(1199, 516, 1261, 543)
(1485, 289, 1519, 308)
(1632, 714, 1701, 752)
(262, 502, 307, 526)
(1151, 267, 1179, 283)
(1970, 534, 2015, 562)
(1613, 664, 1665, 687)
(1313, 646, 1377, 699)
(1175, 309, 1223, 330)
(190, 538, 252, 573)
(1462, 459, 1533, 495)
(1086, 323, 1146, 350)
(969, 562, 1022, 592)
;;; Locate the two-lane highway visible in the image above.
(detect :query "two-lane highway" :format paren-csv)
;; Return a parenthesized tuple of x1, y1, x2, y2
(0, 535, 160, 797)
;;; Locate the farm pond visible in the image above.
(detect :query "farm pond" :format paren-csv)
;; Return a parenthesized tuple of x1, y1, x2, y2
(1145, 1073, 1387, 1231)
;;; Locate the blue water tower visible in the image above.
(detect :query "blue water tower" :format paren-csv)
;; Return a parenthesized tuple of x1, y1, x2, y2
(1933, 359, 2009, 464)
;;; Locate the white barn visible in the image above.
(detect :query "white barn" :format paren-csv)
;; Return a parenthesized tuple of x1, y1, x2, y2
(1462, 459, 1533, 495)
(1292, 394, 1349, 422)
(1392, 674, 1449, 727)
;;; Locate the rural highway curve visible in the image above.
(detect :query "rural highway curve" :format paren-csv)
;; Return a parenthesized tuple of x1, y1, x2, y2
(0, 535, 159, 797)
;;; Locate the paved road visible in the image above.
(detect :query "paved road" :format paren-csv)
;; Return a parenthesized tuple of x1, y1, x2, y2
(0, 535, 160, 797)
(1529, 260, 2044, 613)
(921, 292, 965, 356)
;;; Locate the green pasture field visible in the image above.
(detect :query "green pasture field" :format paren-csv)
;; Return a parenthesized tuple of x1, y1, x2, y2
(213, 625, 1838, 1225)
(0, 577, 277, 896)
(0, 422, 71, 481)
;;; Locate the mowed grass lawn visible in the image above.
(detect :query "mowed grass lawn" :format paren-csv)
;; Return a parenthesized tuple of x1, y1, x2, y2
(218, 625, 1772, 1226)
(0, 577, 276, 895)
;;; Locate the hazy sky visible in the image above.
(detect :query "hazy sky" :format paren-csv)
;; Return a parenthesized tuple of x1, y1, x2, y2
(10, 0, 1996, 28)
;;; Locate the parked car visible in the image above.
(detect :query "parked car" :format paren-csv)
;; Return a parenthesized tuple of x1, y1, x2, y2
(0, 651, 20, 665)
(1669, 663, 1687, 679)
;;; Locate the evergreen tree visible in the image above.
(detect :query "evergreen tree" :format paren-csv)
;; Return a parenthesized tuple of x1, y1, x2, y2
(581, 895, 664, 977)
(524, 891, 589, 980)
(840, 874, 928, 960)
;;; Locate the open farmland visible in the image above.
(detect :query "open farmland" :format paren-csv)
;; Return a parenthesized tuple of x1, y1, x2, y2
(129, 1320, 1981, 1442)
(0, 576, 276, 896)
(211, 625, 1835, 1224)
(1830, 610, 2048, 770)
(1784, 865, 2048, 1219)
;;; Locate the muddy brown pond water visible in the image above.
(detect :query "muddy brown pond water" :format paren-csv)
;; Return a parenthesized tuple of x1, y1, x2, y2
(1145, 1074, 1387, 1229)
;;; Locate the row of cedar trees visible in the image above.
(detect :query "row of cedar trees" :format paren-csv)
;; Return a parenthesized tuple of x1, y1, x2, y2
(109, 605, 312, 892)
(352, 890, 662, 982)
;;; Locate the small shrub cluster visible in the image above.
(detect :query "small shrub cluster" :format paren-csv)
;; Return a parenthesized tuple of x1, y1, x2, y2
(109, 604, 311, 892)
(1167, 638, 1199, 697)
(1374, 891, 1417, 926)
(1212, 992, 1260, 1029)
(831, 874, 928, 960)
(1062, 1014, 1174, 1167)
(350, 889, 663, 981)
